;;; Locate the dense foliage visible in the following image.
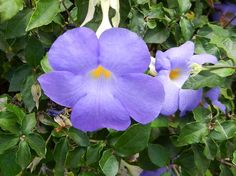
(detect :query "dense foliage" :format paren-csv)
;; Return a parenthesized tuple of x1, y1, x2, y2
(0, 0, 236, 175)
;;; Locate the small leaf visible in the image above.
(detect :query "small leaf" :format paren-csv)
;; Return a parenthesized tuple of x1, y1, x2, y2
(180, 17, 194, 40)
(22, 113, 36, 134)
(26, 0, 61, 31)
(203, 138, 218, 160)
(114, 124, 151, 156)
(26, 133, 46, 157)
(151, 116, 169, 128)
(99, 149, 119, 176)
(193, 107, 211, 122)
(68, 128, 89, 147)
(65, 148, 86, 168)
(5, 104, 25, 123)
(144, 26, 170, 44)
(86, 143, 104, 165)
(40, 54, 52, 73)
(232, 150, 236, 165)
(177, 122, 208, 146)
(148, 144, 170, 167)
(177, 0, 191, 14)
(0, 111, 20, 134)
(0, 0, 23, 23)
(16, 141, 32, 169)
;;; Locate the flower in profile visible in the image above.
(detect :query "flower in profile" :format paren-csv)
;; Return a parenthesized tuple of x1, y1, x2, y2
(213, 3, 236, 26)
(38, 27, 164, 132)
(155, 41, 217, 116)
(204, 87, 226, 113)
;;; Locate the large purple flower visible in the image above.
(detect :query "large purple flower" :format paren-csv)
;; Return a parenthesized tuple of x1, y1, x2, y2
(213, 3, 236, 26)
(155, 41, 217, 116)
(38, 27, 164, 132)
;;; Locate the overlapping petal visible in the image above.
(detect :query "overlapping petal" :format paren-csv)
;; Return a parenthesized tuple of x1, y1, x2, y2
(38, 71, 87, 107)
(48, 27, 99, 74)
(157, 71, 179, 116)
(115, 73, 164, 124)
(179, 89, 203, 116)
(190, 54, 217, 65)
(99, 28, 150, 74)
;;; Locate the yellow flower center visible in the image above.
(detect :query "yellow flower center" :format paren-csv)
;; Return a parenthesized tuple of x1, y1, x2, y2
(90, 65, 111, 79)
(169, 68, 181, 80)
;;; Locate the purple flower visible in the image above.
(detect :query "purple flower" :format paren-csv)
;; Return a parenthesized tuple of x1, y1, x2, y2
(38, 27, 164, 132)
(213, 3, 236, 26)
(155, 41, 217, 116)
(140, 167, 171, 176)
(204, 87, 226, 113)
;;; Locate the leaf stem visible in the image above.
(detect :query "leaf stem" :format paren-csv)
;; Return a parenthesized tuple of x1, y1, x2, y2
(60, 0, 75, 24)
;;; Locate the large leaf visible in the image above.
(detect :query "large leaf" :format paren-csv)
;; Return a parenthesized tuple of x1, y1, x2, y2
(0, 0, 23, 23)
(0, 111, 20, 134)
(16, 141, 32, 169)
(177, 122, 208, 146)
(26, 0, 60, 31)
(148, 144, 170, 167)
(114, 124, 151, 156)
(0, 135, 19, 155)
(99, 149, 119, 176)
(26, 133, 46, 157)
(22, 113, 36, 134)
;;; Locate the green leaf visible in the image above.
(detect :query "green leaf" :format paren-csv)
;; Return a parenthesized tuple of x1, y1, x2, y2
(22, 113, 36, 134)
(193, 107, 211, 122)
(0, 0, 23, 23)
(26, 0, 61, 31)
(8, 65, 32, 92)
(26, 133, 46, 157)
(144, 25, 170, 44)
(68, 128, 89, 147)
(148, 144, 170, 167)
(0, 135, 19, 154)
(99, 149, 119, 176)
(25, 36, 44, 67)
(192, 145, 210, 175)
(16, 141, 31, 169)
(151, 116, 169, 128)
(86, 143, 104, 165)
(54, 138, 68, 176)
(182, 72, 224, 89)
(5, 104, 25, 123)
(220, 164, 234, 176)
(209, 60, 235, 77)
(203, 138, 218, 160)
(177, 0, 191, 14)
(233, 150, 236, 165)
(179, 17, 194, 40)
(40, 54, 52, 73)
(114, 124, 151, 156)
(2, 9, 32, 39)
(0, 111, 20, 134)
(21, 75, 36, 112)
(177, 122, 208, 146)
(65, 148, 86, 168)
(0, 150, 21, 176)
(210, 120, 236, 141)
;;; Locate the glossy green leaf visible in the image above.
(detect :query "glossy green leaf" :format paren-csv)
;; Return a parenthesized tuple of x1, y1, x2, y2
(180, 17, 194, 40)
(177, 0, 191, 14)
(203, 138, 218, 160)
(114, 124, 151, 156)
(0, 0, 23, 23)
(26, 133, 46, 157)
(99, 149, 119, 176)
(144, 25, 170, 44)
(26, 0, 60, 31)
(68, 128, 89, 147)
(193, 107, 211, 122)
(65, 148, 86, 168)
(22, 113, 36, 134)
(86, 143, 104, 165)
(148, 144, 170, 167)
(0, 135, 19, 154)
(16, 141, 32, 169)
(0, 111, 20, 134)
(177, 122, 208, 146)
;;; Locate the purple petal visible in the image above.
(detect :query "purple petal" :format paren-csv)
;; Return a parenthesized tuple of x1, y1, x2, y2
(179, 89, 203, 116)
(190, 54, 218, 65)
(165, 41, 194, 63)
(155, 51, 171, 71)
(156, 72, 179, 116)
(115, 73, 164, 124)
(71, 91, 131, 132)
(38, 71, 86, 107)
(205, 87, 226, 112)
(99, 28, 150, 74)
(48, 27, 99, 74)
(140, 167, 167, 176)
